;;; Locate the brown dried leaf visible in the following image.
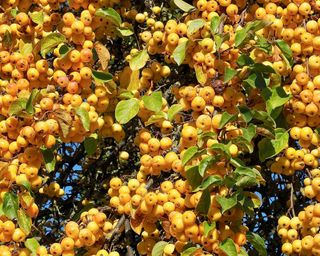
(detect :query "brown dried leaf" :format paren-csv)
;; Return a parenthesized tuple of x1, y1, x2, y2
(0, 161, 9, 177)
(94, 42, 110, 71)
(130, 217, 144, 235)
(54, 109, 72, 138)
(32, 41, 41, 57)
(161, 220, 172, 239)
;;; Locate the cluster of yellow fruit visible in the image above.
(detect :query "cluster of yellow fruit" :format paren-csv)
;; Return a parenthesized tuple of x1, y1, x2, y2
(278, 203, 320, 255)
(136, 0, 246, 78)
(59, 11, 95, 45)
(271, 146, 319, 175)
(176, 84, 244, 116)
(39, 181, 65, 198)
(0, 0, 130, 252)
(0, 208, 120, 256)
(109, 172, 246, 254)
(270, 126, 320, 175)
(119, 62, 171, 91)
(286, 72, 320, 129)
(303, 169, 320, 201)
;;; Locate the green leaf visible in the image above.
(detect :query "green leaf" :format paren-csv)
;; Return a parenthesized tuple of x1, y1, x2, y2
(237, 54, 254, 67)
(10, 8, 18, 18)
(129, 49, 149, 71)
(238, 106, 253, 123)
(219, 238, 238, 256)
(186, 166, 202, 190)
(29, 11, 44, 25)
(187, 19, 206, 35)
(75, 108, 90, 132)
(142, 91, 162, 112)
(26, 89, 39, 115)
(210, 14, 226, 34)
(210, 15, 220, 34)
(95, 8, 122, 27)
(230, 158, 245, 168)
(25, 238, 40, 256)
(235, 176, 259, 188)
(9, 98, 28, 116)
(20, 43, 33, 57)
(58, 44, 72, 59)
(235, 20, 271, 47)
(173, 40, 189, 66)
(258, 128, 289, 161)
(40, 33, 66, 57)
(256, 35, 272, 55)
(216, 195, 237, 214)
(84, 134, 98, 156)
(224, 68, 238, 83)
(115, 98, 139, 124)
(198, 156, 220, 176)
(241, 124, 256, 141)
(20, 180, 31, 191)
(119, 91, 134, 99)
(116, 28, 134, 37)
(252, 110, 276, 129)
(218, 112, 237, 129)
(3, 192, 19, 219)
(182, 146, 199, 166)
(194, 175, 222, 192)
(275, 40, 293, 67)
(203, 221, 216, 237)
(17, 209, 32, 235)
(92, 70, 113, 83)
(151, 241, 168, 256)
(168, 104, 183, 121)
(41, 148, 56, 173)
(262, 86, 291, 119)
(210, 143, 231, 159)
(181, 247, 199, 256)
(246, 232, 267, 256)
(173, 0, 196, 12)
(234, 28, 247, 48)
(214, 34, 229, 50)
(145, 112, 167, 126)
(243, 72, 267, 90)
(253, 63, 275, 74)
(71, 203, 94, 221)
(239, 248, 249, 256)
(194, 64, 207, 85)
(196, 188, 210, 215)
(3, 30, 12, 49)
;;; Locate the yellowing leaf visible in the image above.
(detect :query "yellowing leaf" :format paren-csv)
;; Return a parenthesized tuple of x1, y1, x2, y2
(194, 64, 207, 85)
(17, 209, 32, 235)
(94, 42, 110, 70)
(95, 8, 122, 27)
(40, 33, 66, 57)
(129, 50, 149, 71)
(29, 11, 44, 25)
(75, 108, 90, 132)
(127, 70, 140, 91)
(20, 42, 33, 57)
(115, 98, 139, 124)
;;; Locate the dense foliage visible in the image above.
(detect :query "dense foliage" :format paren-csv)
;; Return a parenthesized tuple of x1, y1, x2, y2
(1, 0, 320, 255)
